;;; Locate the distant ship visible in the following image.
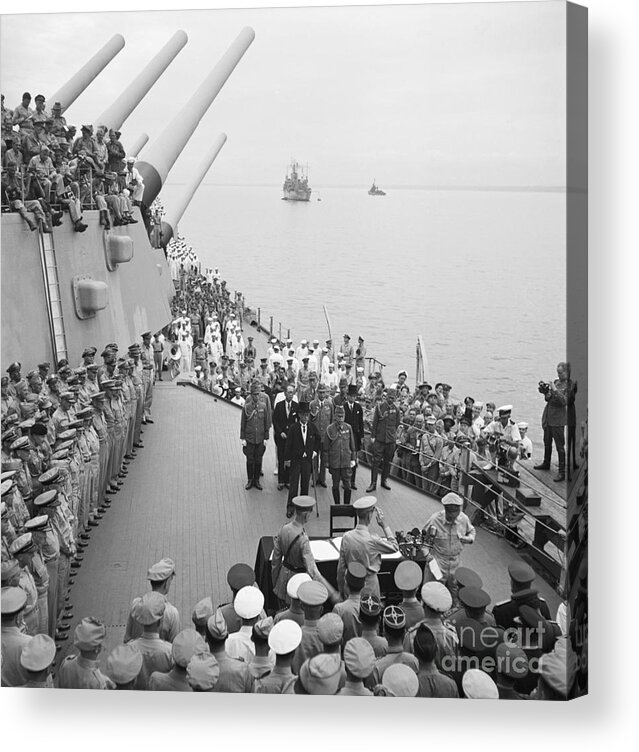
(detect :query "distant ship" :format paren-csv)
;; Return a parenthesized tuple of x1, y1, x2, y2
(368, 179, 386, 196)
(282, 160, 312, 201)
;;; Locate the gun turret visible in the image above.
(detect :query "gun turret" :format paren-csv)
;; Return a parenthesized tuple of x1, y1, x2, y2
(160, 133, 227, 247)
(95, 31, 188, 131)
(136, 26, 255, 207)
(48, 34, 125, 113)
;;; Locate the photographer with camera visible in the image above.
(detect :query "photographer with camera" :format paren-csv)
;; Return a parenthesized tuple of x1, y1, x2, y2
(534, 362, 574, 482)
(482, 405, 521, 472)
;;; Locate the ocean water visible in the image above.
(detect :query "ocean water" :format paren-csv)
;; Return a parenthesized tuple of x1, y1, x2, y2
(160, 184, 566, 448)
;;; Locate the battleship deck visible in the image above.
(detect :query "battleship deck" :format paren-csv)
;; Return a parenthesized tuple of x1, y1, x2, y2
(56, 380, 561, 665)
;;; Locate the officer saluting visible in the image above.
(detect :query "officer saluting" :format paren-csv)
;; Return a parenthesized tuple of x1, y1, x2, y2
(240, 380, 272, 490)
(336, 496, 399, 599)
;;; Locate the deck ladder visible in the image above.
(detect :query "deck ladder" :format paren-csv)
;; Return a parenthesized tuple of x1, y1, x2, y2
(38, 229, 68, 363)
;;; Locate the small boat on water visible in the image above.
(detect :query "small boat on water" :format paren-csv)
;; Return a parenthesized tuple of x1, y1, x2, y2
(282, 160, 312, 201)
(368, 179, 386, 196)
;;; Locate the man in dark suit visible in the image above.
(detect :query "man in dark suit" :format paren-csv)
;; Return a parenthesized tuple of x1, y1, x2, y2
(284, 401, 320, 518)
(344, 385, 364, 490)
(272, 385, 298, 491)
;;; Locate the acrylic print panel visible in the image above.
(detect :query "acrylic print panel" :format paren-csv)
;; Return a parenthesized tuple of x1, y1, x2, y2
(0, 0, 586, 700)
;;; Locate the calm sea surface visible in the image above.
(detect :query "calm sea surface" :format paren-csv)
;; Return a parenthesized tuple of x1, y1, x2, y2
(160, 184, 566, 448)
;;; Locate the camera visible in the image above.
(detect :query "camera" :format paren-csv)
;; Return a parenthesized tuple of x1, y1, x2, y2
(538, 380, 551, 394)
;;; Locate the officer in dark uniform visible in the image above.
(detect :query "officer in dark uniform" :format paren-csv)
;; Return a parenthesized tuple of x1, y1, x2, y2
(240, 380, 272, 490)
(214, 563, 262, 634)
(344, 384, 364, 490)
(366, 387, 401, 492)
(492, 561, 551, 630)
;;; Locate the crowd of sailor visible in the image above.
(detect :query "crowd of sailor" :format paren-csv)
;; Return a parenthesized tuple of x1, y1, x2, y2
(1, 91, 145, 233)
(2, 548, 579, 697)
(1, 335, 158, 666)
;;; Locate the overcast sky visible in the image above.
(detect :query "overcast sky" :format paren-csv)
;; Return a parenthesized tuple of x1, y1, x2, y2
(1, 1, 566, 187)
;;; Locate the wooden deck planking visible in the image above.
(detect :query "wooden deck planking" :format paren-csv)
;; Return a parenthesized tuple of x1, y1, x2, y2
(56, 381, 561, 669)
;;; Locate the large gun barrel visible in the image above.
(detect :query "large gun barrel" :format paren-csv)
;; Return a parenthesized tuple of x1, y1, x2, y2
(95, 30, 188, 131)
(160, 133, 227, 247)
(137, 26, 254, 206)
(48, 34, 125, 113)
(126, 133, 150, 159)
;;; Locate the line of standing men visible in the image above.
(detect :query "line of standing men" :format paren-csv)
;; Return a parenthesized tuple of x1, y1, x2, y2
(1, 332, 156, 675)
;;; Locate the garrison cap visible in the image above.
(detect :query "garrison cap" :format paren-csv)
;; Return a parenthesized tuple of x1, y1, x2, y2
(9, 533, 34, 555)
(206, 610, 228, 640)
(381, 663, 418, 697)
(268, 619, 302, 654)
(227, 562, 255, 590)
(34, 489, 59, 508)
(508, 561, 535, 584)
(106, 644, 143, 684)
(459, 586, 491, 610)
(455, 567, 483, 589)
(20, 633, 56, 672)
(147, 557, 175, 582)
(352, 496, 377, 511)
(421, 582, 453, 613)
(318, 613, 344, 646)
(441, 491, 463, 507)
(187, 653, 220, 691)
(10, 436, 31, 451)
(172, 629, 206, 668)
(1, 559, 21, 582)
(412, 623, 437, 661)
(462, 669, 499, 699)
(300, 653, 342, 695)
(191, 597, 214, 628)
(383, 604, 406, 630)
(359, 593, 382, 618)
(538, 638, 576, 697)
(38, 467, 60, 486)
(297, 580, 328, 607)
(343, 637, 376, 679)
(132, 592, 166, 625)
(292, 495, 315, 510)
(496, 642, 529, 679)
(394, 560, 422, 591)
(346, 562, 366, 590)
(286, 572, 311, 600)
(253, 616, 274, 640)
(73, 616, 107, 650)
(24, 515, 49, 531)
(234, 585, 264, 619)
